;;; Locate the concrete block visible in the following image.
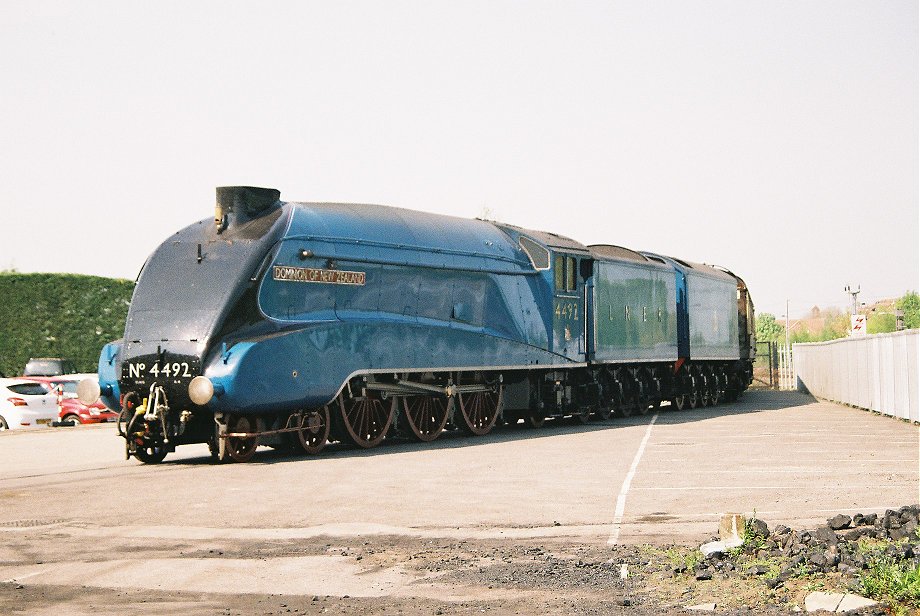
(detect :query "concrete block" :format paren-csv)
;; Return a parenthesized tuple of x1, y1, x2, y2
(686, 603, 716, 611)
(836, 594, 877, 612)
(804, 591, 843, 612)
(719, 513, 745, 542)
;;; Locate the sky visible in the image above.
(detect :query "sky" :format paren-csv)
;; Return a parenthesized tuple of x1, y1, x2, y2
(0, 0, 916, 318)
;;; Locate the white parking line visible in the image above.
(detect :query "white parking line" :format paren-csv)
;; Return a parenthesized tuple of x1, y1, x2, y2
(607, 412, 658, 545)
(2, 564, 59, 583)
(633, 484, 916, 491)
(643, 468, 915, 474)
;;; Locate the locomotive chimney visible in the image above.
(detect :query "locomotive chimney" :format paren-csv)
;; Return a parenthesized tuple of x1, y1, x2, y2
(215, 186, 281, 233)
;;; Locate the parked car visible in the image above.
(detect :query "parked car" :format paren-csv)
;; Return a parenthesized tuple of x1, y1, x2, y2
(0, 378, 59, 430)
(23, 358, 78, 377)
(31, 376, 118, 425)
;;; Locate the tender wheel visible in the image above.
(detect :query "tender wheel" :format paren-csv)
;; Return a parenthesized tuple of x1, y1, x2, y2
(671, 395, 687, 411)
(133, 442, 168, 464)
(296, 406, 330, 454)
(524, 410, 545, 428)
(688, 376, 700, 409)
(0, 416, 8, 430)
(339, 395, 394, 448)
(710, 384, 721, 406)
(457, 386, 502, 436)
(594, 406, 612, 421)
(724, 390, 737, 403)
(227, 415, 259, 462)
(63, 414, 82, 426)
(619, 386, 641, 417)
(635, 394, 650, 416)
(402, 396, 450, 442)
(700, 375, 712, 407)
(574, 406, 591, 424)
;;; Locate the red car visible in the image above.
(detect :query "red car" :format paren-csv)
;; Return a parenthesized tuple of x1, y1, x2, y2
(30, 376, 118, 425)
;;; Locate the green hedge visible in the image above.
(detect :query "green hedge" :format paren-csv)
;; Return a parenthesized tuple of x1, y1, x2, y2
(0, 273, 134, 377)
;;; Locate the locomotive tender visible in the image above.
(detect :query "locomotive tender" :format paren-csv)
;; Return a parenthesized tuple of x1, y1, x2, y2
(79, 186, 755, 463)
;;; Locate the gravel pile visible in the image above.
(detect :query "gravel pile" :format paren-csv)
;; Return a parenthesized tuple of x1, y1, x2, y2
(691, 505, 920, 589)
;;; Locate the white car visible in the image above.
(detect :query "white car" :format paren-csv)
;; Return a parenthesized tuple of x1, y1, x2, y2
(0, 378, 59, 430)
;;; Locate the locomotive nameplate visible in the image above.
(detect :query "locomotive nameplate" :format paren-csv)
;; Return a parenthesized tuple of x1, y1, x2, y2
(273, 265, 366, 286)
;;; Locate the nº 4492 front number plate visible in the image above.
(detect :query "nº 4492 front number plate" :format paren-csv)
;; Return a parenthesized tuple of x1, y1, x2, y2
(122, 355, 201, 385)
(128, 361, 195, 379)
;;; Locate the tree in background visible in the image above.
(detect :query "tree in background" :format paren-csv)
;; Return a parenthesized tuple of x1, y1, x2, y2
(897, 291, 919, 329)
(755, 313, 784, 342)
(817, 310, 850, 340)
(0, 273, 133, 376)
(867, 312, 896, 334)
(863, 291, 919, 334)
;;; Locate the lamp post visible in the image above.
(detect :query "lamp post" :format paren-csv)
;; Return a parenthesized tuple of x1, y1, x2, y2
(844, 284, 860, 315)
(782, 300, 791, 389)
(785, 299, 790, 351)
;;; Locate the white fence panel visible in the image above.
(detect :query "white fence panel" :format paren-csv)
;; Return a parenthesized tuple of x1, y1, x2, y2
(793, 329, 919, 422)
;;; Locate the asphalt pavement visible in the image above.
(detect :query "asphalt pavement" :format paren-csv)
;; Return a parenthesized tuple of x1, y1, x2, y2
(0, 390, 917, 608)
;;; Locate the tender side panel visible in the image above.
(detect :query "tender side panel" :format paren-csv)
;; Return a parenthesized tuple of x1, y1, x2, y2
(686, 271, 740, 360)
(592, 260, 679, 362)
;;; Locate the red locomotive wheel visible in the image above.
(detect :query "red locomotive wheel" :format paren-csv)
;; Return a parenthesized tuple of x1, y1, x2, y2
(296, 406, 330, 454)
(339, 395, 394, 448)
(227, 415, 258, 463)
(456, 387, 501, 436)
(402, 396, 450, 442)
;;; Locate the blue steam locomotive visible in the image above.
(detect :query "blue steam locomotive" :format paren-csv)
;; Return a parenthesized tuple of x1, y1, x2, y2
(79, 186, 754, 463)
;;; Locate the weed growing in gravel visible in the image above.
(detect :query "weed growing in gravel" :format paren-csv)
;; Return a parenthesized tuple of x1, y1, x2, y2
(803, 579, 826, 593)
(856, 537, 888, 558)
(741, 514, 767, 549)
(858, 553, 920, 613)
(789, 561, 811, 579)
(664, 547, 702, 573)
(727, 511, 769, 559)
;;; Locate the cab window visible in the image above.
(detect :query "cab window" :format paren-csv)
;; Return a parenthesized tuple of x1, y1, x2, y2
(554, 255, 578, 292)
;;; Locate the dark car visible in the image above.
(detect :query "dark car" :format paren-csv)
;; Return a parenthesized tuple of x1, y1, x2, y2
(23, 358, 78, 377)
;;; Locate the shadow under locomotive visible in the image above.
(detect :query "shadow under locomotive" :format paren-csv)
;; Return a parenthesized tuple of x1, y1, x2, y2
(79, 186, 759, 465)
(159, 390, 813, 467)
